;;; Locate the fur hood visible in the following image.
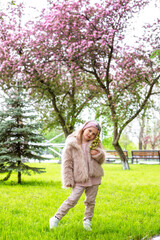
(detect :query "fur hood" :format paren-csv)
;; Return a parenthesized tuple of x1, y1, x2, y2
(61, 131, 105, 188)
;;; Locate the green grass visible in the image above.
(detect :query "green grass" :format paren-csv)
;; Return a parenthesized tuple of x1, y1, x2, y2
(0, 164, 160, 240)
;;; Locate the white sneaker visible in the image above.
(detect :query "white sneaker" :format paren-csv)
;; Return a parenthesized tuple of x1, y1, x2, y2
(83, 219, 92, 231)
(49, 216, 60, 229)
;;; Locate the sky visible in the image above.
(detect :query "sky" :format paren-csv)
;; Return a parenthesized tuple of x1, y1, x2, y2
(1, 0, 159, 23)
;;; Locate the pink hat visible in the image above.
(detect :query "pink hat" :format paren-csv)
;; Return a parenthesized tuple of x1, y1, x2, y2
(83, 121, 101, 132)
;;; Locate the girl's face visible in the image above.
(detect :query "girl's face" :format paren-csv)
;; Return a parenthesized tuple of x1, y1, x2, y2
(82, 127, 98, 142)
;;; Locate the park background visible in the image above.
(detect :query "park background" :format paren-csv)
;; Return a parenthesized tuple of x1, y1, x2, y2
(0, 0, 160, 239)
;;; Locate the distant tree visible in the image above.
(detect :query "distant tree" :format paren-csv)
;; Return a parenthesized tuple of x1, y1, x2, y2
(137, 95, 160, 150)
(119, 135, 137, 154)
(43, 128, 65, 143)
(142, 119, 160, 150)
(138, 109, 148, 150)
(102, 137, 115, 150)
(0, 85, 47, 184)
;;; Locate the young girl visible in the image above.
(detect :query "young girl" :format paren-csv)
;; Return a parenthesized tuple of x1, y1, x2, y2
(49, 120, 106, 231)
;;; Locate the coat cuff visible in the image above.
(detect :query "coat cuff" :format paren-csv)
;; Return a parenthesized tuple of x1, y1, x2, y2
(91, 148, 105, 164)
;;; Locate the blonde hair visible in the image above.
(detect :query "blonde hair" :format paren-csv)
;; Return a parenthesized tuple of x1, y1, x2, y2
(76, 128, 84, 145)
(76, 121, 100, 145)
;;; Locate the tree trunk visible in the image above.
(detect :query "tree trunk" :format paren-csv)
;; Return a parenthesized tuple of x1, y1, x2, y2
(18, 161, 21, 184)
(152, 143, 155, 150)
(139, 125, 143, 150)
(139, 117, 145, 150)
(111, 117, 130, 170)
(18, 171, 21, 184)
(144, 144, 147, 150)
(63, 125, 74, 138)
(113, 141, 130, 170)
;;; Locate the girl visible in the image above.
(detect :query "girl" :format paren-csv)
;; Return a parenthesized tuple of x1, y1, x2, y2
(49, 120, 106, 231)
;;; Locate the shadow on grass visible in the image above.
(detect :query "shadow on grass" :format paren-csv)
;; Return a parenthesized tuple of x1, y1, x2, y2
(0, 179, 62, 187)
(22, 180, 62, 187)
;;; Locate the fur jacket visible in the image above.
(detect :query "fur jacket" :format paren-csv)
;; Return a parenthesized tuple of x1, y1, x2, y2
(61, 131, 106, 188)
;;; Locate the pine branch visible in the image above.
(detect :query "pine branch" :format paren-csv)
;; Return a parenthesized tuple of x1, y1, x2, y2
(0, 171, 12, 181)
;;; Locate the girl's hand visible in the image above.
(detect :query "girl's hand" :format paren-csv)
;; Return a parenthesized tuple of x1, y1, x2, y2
(90, 149, 99, 155)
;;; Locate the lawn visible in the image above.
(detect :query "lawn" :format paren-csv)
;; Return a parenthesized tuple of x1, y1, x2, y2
(0, 163, 160, 240)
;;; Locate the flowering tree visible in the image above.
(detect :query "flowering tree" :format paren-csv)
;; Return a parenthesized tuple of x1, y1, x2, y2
(21, 28, 100, 136)
(140, 117, 160, 150)
(143, 134, 160, 150)
(0, 1, 160, 170)
(0, 4, 25, 88)
(143, 135, 160, 150)
(0, 3, 100, 137)
(37, 0, 159, 169)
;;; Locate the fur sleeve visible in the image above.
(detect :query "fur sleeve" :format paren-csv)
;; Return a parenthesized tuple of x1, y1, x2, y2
(61, 144, 74, 188)
(91, 147, 106, 164)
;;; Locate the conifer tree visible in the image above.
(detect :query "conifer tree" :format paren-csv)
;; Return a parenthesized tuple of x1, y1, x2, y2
(0, 86, 47, 184)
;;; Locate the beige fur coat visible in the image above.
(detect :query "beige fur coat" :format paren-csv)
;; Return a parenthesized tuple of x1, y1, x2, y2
(61, 131, 106, 188)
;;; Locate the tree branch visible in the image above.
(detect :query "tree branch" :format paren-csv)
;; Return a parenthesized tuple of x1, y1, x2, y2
(74, 94, 95, 117)
(118, 74, 160, 139)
